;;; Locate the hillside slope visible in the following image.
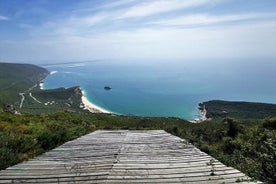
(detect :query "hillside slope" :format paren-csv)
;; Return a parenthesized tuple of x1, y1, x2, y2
(0, 63, 84, 114)
(0, 63, 49, 107)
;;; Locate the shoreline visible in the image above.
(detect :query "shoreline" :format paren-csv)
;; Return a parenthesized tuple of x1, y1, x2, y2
(39, 82, 44, 90)
(39, 70, 57, 90)
(191, 104, 209, 123)
(50, 71, 58, 75)
(39, 70, 111, 114)
(80, 89, 111, 114)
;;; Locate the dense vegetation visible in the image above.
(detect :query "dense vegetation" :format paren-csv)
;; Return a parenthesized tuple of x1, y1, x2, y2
(0, 63, 48, 108)
(202, 100, 276, 123)
(0, 111, 275, 183)
(0, 63, 85, 114)
(170, 117, 276, 183)
(20, 87, 84, 114)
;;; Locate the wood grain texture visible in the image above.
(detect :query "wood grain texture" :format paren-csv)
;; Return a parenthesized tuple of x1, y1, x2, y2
(0, 130, 261, 183)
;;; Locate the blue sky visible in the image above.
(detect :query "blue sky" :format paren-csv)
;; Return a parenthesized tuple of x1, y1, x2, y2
(0, 0, 276, 63)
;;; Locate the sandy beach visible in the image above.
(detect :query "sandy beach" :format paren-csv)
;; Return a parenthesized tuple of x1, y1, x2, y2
(39, 82, 44, 90)
(39, 72, 109, 113)
(50, 71, 58, 75)
(81, 89, 111, 113)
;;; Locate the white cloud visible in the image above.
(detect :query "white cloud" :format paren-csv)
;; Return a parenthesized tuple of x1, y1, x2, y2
(100, 0, 137, 9)
(150, 13, 276, 27)
(30, 13, 110, 38)
(118, 0, 219, 19)
(2, 0, 276, 62)
(29, 0, 224, 38)
(91, 21, 276, 60)
(80, 14, 108, 25)
(69, 20, 276, 59)
(0, 15, 9, 21)
(3, 20, 274, 62)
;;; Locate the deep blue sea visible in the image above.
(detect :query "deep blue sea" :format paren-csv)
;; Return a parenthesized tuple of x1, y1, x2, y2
(42, 60, 276, 120)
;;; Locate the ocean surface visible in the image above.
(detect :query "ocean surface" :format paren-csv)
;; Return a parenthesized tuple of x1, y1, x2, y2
(42, 59, 276, 120)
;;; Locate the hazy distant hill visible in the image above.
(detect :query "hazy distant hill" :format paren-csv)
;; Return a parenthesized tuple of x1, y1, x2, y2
(0, 63, 83, 113)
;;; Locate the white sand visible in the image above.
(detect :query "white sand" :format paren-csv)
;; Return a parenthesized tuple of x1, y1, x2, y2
(50, 71, 58, 75)
(81, 89, 111, 113)
(39, 71, 110, 114)
(39, 82, 44, 90)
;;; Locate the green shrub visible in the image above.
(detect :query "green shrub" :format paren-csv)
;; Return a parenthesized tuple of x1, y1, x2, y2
(263, 117, 276, 130)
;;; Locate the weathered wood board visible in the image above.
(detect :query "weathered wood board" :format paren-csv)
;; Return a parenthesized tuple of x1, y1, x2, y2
(0, 130, 261, 183)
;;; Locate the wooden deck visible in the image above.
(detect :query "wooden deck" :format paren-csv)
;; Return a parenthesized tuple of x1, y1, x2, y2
(0, 130, 260, 183)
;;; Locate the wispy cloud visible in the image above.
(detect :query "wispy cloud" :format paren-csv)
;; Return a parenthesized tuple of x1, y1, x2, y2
(0, 15, 9, 21)
(1, 0, 276, 62)
(150, 13, 276, 27)
(99, 0, 137, 10)
(3, 20, 275, 61)
(30, 0, 224, 38)
(118, 0, 219, 19)
(83, 14, 108, 24)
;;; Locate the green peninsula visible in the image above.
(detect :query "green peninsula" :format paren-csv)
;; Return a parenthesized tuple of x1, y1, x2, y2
(201, 100, 276, 124)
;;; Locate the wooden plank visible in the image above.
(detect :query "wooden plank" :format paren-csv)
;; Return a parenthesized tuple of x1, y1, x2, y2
(0, 130, 260, 183)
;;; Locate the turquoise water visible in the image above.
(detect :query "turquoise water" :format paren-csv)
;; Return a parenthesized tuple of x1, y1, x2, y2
(42, 60, 276, 120)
